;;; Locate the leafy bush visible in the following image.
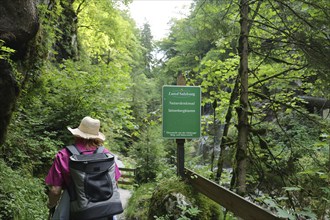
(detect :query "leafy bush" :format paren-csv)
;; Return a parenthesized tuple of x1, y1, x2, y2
(129, 125, 167, 184)
(125, 182, 156, 220)
(0, 159, 48, 220)
(2, 113, 62, 176)
(248, 112, 329, 218)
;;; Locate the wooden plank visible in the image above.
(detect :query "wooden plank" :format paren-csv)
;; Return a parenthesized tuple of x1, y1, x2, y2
(118, 168, 136, 185)
(121, 174, 135, 178)
(119, 168, 136, 172)
(184, 168, 284, 220)
(118, 181, 135, 185)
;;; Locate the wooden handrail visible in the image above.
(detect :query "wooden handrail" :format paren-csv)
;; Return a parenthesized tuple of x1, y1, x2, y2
(119, 167, 136, 185)
(184, 168, 285, 220)
(119, 168, 136, 172)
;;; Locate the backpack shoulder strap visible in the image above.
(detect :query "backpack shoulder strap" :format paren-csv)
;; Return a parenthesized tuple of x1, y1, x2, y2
(66, 145, 81, 155)
(95, 146, 105, 154)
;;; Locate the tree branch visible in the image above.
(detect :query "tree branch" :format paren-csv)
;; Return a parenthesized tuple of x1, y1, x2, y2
(75, 0, 88, 15)
(273, 0, 314, 29)
(250, 90, 326, 128)
(248, 0, 263, 32)
(251, 50, 302, 66)
(249, 65, 307, 88)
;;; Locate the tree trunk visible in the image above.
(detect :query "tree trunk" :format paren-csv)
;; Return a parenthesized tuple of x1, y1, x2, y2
(235, 0, 249, 196)
(215, 75, 239, 182)
(0, 0, 39, 145)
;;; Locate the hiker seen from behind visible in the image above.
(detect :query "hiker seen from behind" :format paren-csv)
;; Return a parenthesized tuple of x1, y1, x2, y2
(45, 116, 123, 220)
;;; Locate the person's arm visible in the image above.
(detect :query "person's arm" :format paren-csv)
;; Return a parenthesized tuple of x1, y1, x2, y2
(47, 185, 62, 209)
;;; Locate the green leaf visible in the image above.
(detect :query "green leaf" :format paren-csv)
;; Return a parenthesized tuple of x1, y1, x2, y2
(282, 187, 301, 191)
(277, 209, 295, 219)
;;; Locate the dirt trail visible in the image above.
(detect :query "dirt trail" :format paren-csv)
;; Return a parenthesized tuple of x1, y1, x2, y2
(116, 188, 132, 220)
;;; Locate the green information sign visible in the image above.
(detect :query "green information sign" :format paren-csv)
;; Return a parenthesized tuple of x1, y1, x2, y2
(162, 86, 201, 139)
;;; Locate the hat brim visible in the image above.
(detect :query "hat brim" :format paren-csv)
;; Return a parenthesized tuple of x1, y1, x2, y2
(67, 127, 106, 141)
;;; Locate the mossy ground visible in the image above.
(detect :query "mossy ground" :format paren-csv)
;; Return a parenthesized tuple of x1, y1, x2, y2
(125, 176, 223, 220)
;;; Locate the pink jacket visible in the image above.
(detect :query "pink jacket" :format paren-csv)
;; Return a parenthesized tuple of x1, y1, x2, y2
(45, 141, 121, 188)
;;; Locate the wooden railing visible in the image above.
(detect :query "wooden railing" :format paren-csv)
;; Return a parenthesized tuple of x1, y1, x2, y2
(184, 168, 285, 220)
(118, 168, 136, 185)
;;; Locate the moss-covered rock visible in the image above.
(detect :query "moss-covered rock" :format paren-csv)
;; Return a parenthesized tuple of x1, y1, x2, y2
(125, 182, 156, 220)
(148, 176, 222, 220)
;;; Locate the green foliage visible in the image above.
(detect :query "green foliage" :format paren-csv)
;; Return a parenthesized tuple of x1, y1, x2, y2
(0, 159, 48, 220)
(139, 22, 154, 76)
(0, 39, 15, 61)
(36, 1, 66, 60)
(154, 205, 200, 220)
(42, 58, 135, 140)
(75, 0, 139, 64)
(125, 182, 156, 220)
(128, 69, 161, 138)
(129, 125, 167, 183)
(2, 88, 63, 173)
(2, 122, 62, 176)
(257, 195, 317, 220)
(248, 112, 329, 218)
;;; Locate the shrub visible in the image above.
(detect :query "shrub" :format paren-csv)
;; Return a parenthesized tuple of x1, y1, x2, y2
(125, 182, 156, 220)
(129, 125, 167, 184)
(0, 159, 48, 220)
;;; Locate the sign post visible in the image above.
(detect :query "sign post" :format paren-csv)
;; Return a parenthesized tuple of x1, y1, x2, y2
(162, 85, 201, 176)
(176, 139, 185, 177)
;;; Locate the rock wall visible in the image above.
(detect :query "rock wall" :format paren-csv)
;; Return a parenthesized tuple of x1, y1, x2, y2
(0, 0, 39, 144)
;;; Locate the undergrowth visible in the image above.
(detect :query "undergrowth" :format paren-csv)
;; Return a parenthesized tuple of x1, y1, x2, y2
(0, 159, 48, 220)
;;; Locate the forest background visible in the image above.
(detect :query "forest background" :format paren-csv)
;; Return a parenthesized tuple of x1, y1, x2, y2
(0, 0, 329, 219)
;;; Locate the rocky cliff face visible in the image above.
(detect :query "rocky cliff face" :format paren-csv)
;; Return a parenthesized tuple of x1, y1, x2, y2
(0, 0, 39, 144)
(0, 0, 39, 59)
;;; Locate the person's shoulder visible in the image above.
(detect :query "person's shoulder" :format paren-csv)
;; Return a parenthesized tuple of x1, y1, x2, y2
(55, 146, 71, 158)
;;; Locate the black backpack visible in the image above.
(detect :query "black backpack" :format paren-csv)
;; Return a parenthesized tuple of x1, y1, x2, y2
(66, 145, 123, 220)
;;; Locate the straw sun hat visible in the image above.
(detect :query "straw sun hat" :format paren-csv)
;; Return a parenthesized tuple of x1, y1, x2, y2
(67, 116, 105, 141)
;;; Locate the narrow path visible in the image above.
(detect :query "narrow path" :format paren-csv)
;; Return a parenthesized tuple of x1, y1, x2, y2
(116, 188, 132, 220)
